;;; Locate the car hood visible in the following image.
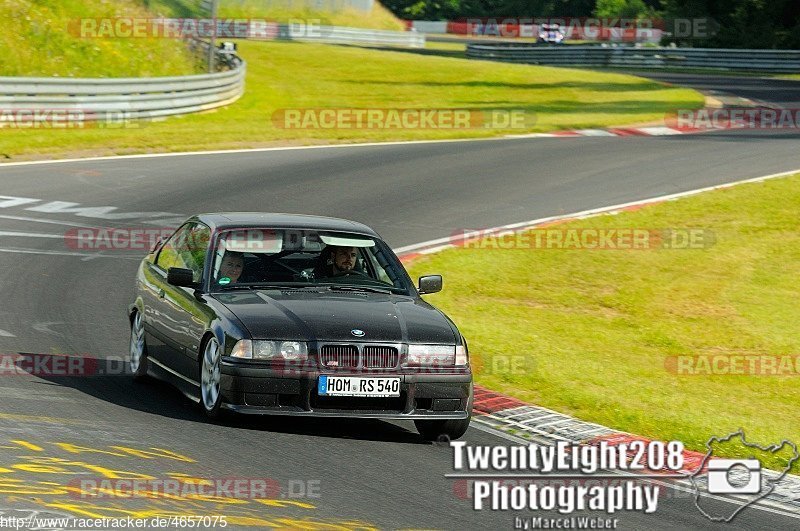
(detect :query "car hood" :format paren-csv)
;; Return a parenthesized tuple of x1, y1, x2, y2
(212, 290, 457, 344)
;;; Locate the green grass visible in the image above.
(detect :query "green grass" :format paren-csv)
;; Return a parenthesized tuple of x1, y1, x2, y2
(426, 41, 467, 52)
(407, 174, 800, 472)
(144, 0, 405, 30)
(0, 40, 702, 160)
(0, 0, 197, 77)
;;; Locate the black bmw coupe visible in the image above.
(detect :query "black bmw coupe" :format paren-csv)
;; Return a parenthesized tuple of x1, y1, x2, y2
(129, 213, 473, 440)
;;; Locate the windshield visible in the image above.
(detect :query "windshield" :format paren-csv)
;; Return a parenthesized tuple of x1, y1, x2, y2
(210, 228, 413, 294)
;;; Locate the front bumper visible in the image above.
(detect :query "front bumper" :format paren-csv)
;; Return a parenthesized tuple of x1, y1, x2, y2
(219, 360, 473, 419)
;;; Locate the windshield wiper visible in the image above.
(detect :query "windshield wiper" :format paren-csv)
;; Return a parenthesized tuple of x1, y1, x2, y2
(216, 283, 317, 292)
(216, 283, 405, 295)
(215, 284, 258, 291)
(323, 284, 403, 294)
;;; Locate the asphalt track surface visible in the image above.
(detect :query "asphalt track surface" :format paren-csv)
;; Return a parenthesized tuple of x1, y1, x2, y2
(629, 72, 800, 107)
(0, 77, 799, 529)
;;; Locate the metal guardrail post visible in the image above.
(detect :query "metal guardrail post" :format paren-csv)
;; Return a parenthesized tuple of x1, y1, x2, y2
(207, 0, 219, 73)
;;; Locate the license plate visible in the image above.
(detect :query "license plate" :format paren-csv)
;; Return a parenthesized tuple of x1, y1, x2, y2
(318, 375, 400, 397)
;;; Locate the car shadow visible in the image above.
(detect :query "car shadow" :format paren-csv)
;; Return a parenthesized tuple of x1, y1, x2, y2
(22, 353, 428, 445)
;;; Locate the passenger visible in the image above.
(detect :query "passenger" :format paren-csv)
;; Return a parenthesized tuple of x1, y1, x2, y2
(218, 251, 244, 284)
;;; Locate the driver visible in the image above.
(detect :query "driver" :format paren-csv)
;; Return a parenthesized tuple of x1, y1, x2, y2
(332, 246, 357, 274)
(315, 245, 361, 278)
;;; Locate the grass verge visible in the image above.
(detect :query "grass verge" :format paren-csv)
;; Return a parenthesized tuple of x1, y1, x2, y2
(407, 173, 800, 472)
(144, 0, 405, 30)
(0, 40, 702, 160)
(0, 0, 197, 77)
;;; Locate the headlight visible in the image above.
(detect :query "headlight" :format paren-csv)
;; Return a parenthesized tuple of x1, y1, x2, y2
(254, 341, 277, 359)
(406, 344, 455, 366)
(255, 340, 308, 360)
(230, 340, 308, 361)
(279, 341, 306, 360)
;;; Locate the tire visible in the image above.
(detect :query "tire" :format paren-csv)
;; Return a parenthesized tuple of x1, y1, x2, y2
(415, 417, 471, 441)
(199, 336, 223, 418)
(129, 311, 149, 381)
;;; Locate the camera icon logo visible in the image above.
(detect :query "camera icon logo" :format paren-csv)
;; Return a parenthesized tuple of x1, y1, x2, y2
(690, 429, 799, 522)
(706, 459, 761, 494)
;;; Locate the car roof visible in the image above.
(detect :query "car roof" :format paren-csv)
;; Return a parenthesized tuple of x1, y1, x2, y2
(191, 213, 380, 237)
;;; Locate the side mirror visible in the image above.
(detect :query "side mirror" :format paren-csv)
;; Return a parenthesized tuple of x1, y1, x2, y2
(167, 267, 196, 288)
(418, 275, 442, 295)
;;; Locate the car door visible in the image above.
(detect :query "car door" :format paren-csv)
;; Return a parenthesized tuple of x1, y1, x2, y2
(141, 224, 189, 369)
(147, 222, 212, 381)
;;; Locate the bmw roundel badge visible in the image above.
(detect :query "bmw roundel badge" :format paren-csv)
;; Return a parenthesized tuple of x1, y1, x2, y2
(351, 329, 365, 337)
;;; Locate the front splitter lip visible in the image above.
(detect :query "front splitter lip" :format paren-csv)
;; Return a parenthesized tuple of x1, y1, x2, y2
(220, 404, 469, 420)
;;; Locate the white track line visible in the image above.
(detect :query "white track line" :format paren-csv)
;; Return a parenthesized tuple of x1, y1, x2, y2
(573, 129, 619, 136)
(0, 248, 136, 260)
(0, 231, 64, 239)
(395, 167, 800, 255)
(0, 214, 101, 228)
(0, 124, 705, 168)
(636, 126, 685, 136)
(0, 137, 509, 168)
(0, 329, 15, 337)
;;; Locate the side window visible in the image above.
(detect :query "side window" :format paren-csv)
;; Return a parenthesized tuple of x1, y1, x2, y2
(156, 223, 211, 282)
(155, 224, 191, 272)
(184, 224, 211, 282)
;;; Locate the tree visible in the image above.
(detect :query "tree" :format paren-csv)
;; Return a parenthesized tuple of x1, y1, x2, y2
(594, 0, 654, 19)
(660, 0, 800, 48)
(382, 0, 493, 19)
(381, 0, 598, 19)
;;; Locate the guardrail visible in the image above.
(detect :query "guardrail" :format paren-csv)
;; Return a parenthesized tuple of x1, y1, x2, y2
(407, 20, 663, 43)
(466, 45, 800, 73)
(0, 62, 246, 121)
(269, 24, 424, 48)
